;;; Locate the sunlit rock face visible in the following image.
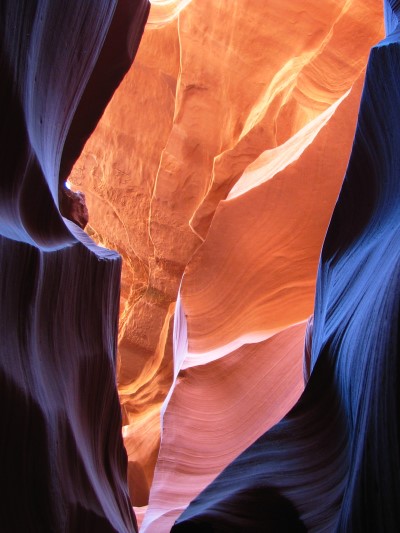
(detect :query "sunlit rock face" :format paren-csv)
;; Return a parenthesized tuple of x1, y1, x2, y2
(0, 1, 149, 531)
(70, 0, 383, 523)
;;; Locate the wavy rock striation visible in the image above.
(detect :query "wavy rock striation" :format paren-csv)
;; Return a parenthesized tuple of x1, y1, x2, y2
(172, 4, 400, 532)
(0, 1, 149, 531)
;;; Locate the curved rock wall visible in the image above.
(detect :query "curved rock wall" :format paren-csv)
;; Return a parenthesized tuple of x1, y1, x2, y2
(0, 1, 149, 531)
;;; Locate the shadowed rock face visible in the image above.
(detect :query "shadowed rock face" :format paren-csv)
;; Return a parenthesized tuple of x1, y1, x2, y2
(0, 1, 149, 531)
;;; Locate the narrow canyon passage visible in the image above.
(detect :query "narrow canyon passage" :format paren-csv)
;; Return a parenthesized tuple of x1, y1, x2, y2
(2, 1, 400, 532)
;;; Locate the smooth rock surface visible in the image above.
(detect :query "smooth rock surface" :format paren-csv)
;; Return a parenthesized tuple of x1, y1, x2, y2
(0, 1, 149, 531)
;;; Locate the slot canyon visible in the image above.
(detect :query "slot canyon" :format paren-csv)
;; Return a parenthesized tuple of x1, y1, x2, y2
(1, 1, 399, 531)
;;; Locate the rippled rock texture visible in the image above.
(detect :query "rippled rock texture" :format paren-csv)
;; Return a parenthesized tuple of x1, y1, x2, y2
(0, 1, 149, 531)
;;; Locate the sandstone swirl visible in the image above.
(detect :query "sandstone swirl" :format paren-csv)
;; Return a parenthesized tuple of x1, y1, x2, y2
(0, 1, 149, 531)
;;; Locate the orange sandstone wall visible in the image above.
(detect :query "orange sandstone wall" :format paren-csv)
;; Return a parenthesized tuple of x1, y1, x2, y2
(69, 0, 383, 516)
